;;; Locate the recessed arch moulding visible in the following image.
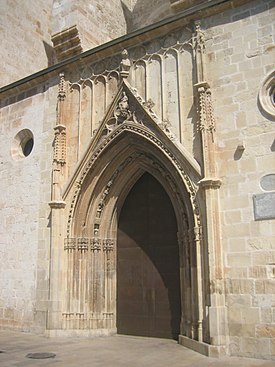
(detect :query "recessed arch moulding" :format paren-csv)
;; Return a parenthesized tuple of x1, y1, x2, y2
(47, 29, 225, 356)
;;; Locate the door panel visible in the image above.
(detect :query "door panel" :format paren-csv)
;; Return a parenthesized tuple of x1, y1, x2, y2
(117, 173, 181, 339)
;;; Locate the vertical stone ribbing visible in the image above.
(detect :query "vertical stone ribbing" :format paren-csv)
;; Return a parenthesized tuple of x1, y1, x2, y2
(193, 21, 226, 350)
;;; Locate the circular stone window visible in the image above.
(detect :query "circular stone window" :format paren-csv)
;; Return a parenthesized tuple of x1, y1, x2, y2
(259, 70, 275, 118)
(11, 129, 34, 160)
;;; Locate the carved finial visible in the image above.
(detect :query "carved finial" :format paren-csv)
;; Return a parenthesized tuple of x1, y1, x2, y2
(193, 21, 206, 85)
(120, 49, 131, 79)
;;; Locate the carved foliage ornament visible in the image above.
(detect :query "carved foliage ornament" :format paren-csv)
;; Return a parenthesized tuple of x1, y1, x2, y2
(64, 237, 114, 253)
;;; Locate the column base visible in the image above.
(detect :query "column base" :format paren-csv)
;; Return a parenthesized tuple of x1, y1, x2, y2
(46, 328, 117, 338)
(179, 335, 226, 358)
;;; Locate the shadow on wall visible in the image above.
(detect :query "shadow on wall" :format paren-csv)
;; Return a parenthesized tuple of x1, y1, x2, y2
(121, 0, 174, 33)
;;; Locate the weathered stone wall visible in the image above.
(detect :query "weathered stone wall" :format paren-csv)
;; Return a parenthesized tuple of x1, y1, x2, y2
(62, 28, 197, 180)
(203, 0, 275, 359)
(121, 0, 174, 32)
(0, 0, 275, 361)
(1, 0, 176, 87)
(0, 82, 56, 331)
(51, 0, 128, 51)
(0, 0, 54, 87)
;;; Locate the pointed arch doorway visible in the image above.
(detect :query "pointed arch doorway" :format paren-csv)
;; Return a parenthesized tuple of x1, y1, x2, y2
(117, 172, 181, 339)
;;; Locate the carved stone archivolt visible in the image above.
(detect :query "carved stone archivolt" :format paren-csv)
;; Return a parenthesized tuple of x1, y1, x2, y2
(46, 23, 223, 349)
(65, 80, 201, 238)
(59, 72, 206, 334)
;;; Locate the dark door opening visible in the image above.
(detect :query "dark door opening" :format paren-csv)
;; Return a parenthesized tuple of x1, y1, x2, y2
(117, 173, 181, 339)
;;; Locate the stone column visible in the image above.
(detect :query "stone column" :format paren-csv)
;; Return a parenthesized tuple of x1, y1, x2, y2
(47, 201, 66, 330)
(103, 239, 115, 329)
(193, 22, 226, 353)
(47, 73, 67, 331)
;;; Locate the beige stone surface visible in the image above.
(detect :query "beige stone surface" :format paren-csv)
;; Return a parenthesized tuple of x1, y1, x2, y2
(0, 0, 274, 362)
(0, 0, 53, 86)
(1, 331, 274, 367)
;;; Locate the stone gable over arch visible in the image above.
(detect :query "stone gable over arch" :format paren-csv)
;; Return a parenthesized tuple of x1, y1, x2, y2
(63, 79, 202, 239)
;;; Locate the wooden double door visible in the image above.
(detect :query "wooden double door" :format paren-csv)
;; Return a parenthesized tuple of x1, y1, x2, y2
(117, 173, 181, 339)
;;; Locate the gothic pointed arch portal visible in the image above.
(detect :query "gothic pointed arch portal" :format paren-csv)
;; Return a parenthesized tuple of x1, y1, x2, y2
(60, 81, 209, 345)
(117, 172, 181, 339)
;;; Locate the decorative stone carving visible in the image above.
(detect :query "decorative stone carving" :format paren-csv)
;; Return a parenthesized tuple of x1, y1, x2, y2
(102, 91, 141, 136)
(129, 87, 176, 139)
(64, 238, 76, 251)
(77, 238, 89, 252)
(195, 81, 215, 139)
(96, 180, 114, 218)
(95, 152, 142, 224)
(103, 239, 114, 252)
(192, 21, 206, 83)
(62, 312, 74, 319)
(93, 223, 100, 236)
(91, 238, 101, 251)
(67, 116, 200, 237)
(50, 73, 67, 206)
(120, 49, 131, 79)
(53, 124, 66, 165)
(97, 82, 177, 148)
(54, 70, 67, 165)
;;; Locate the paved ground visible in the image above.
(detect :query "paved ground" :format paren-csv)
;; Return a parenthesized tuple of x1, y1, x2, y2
(0, 331, 274, 367)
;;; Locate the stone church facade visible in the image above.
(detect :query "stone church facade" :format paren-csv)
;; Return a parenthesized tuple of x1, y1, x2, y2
(0, 0, 274, 361)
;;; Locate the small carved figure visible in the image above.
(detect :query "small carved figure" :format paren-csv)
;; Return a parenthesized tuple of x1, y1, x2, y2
(115, 92, 131, 122)
(120, 49, 131, 78)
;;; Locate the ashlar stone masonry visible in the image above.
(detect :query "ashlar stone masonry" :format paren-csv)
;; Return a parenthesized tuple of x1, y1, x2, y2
(0, 0, 274, 361)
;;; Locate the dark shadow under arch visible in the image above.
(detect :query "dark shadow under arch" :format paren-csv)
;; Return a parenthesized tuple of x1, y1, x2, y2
(117, 172, 181, 339)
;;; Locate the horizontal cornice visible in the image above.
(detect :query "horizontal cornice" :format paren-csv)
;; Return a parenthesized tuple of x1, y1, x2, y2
(0, 0, 253, 98)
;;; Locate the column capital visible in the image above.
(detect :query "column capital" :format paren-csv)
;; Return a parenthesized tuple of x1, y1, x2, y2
(199, 178, 222, 189)
(49, 200, 66, 209)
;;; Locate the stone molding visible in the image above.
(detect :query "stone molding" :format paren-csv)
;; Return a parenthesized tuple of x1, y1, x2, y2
(49, 200, 66, 209)
(199, 178, 222, 190)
